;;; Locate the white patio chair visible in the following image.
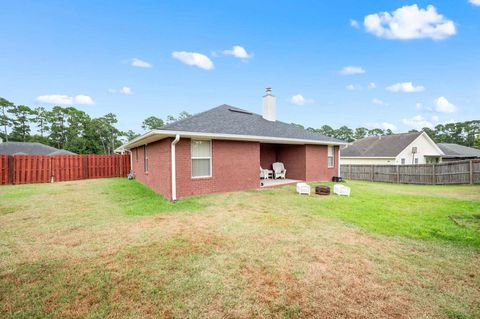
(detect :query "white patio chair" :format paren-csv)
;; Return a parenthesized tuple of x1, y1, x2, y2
(272, 162, 287, 179)
(296, 183, 311, 195)
(333, 184, 351, 196)
(260, 167, 273, 179)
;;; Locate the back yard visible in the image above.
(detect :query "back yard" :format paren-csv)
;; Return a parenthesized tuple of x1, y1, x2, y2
(1, 179, 479, 318)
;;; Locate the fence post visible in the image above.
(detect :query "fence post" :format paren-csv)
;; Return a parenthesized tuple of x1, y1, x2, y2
(49, 156, 54, 183)
(348, 165, 351, 179)
(432, 164, 436, 185)
(470, 160, 474, 185)
(396, 165, 400, 184)
(371, 165, 374, 182)
(7, 155, 13, 184)
(83, 156, 89, 179)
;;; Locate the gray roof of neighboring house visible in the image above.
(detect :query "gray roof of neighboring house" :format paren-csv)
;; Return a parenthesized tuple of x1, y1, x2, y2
(0, 142, 76, 155)
(160, 104, 344, 143)
(437, 143, 480, 158)
(341, 132, 423, 157)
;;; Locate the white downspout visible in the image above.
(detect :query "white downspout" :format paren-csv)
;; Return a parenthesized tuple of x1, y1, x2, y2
(171, 134, 180, 202)
(125, 149, 133, 176)
(337, 147, 341, 177)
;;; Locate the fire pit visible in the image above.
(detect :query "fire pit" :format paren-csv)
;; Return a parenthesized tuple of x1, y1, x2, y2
(315, 185, 330, 195)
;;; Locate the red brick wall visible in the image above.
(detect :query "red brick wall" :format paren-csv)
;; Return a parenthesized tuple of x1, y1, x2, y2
(260, 144, 277, 169)
(131, 138, 339, 200)
(175, 139, 260, 199)
(305, 145, 339, 182)
(131, 139, 172, 199)
(276, 145, 307, 180)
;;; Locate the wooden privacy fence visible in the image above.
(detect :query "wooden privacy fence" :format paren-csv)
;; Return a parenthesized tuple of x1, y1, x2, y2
(341, 159, 480, 185)
(0, 154, 130, 185)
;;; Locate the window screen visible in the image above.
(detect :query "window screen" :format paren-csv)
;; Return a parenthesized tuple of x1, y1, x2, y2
(191, 140, 211, 177)
(327, 145, 334, 168)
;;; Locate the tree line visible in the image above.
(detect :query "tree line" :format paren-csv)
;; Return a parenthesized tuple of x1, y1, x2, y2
(294, 121, 480, 148)
(1, 96, 478, 154)
(0, 97, 191, 154)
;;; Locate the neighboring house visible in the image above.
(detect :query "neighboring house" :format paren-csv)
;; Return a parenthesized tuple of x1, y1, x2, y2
(340, 131, 444, 165)
(437, 143, 480, 162)
(117, 88, 347, 200)
(0, 141, 76, 155)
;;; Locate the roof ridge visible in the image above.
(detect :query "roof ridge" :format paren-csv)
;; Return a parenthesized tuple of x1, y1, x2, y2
(161, 104, 235, 130)
(154, 103, 345, 144)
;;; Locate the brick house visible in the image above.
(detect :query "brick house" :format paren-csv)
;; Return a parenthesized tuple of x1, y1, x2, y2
(118, 89, 346, 200)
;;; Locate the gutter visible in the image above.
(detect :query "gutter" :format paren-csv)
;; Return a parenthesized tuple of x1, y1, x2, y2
(171, 134, 180, 202)
(117, 129, 348, 152)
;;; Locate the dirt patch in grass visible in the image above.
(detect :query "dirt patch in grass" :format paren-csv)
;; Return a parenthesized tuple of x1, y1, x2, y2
(1, 179, 480, 318)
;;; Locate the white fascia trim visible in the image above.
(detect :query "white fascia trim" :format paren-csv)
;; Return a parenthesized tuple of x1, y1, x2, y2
(118, 129, 348, 150)
(341, 156, 396, 159)
(420, 131, 445, 155)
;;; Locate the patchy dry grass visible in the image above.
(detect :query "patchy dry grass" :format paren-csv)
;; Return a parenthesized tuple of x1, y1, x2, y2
(1, 179, 479, 318)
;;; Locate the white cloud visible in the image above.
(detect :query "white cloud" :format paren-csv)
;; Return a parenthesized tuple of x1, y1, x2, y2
(364, 4, 456, 40)
(109, 86, 133, 95)
(290, 94, 314, 106)
(223, 45, 253, 59)
(130, 58, 152, 68)
(368, 82, 376, 89)
(386, 82, 425, 93)
(367, 122, 398, 131)
(434, 96, 457, 113)
(350, 19, 359, 28)
(340, 66, 366, 75)
(346, 84, 359, 91)
(470, 0, 480, 6)
(372, 98, 385, 105)
(401, 115, 435, 130)
(172, 51, 214, 70)
(74, 95, 94, 105)
(36, 94, 94, 105)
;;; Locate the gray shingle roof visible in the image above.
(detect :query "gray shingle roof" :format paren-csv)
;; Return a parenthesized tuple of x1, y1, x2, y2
(437, 143, 480, 158)
(0, 142, 76, 155)
(341, 132, 423, 157)
(160, 104, 344, 143)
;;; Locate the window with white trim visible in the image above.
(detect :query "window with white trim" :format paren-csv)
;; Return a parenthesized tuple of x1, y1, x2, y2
(401, 158, 405, 165)
(191, 140, 211, 178)
(327, 145, 334, 168)
(144, 144, 148, 173)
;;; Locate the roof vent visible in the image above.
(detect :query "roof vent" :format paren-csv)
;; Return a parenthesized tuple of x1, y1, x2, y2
(229, 108, 252, 115)
(262, 87, 276, 122)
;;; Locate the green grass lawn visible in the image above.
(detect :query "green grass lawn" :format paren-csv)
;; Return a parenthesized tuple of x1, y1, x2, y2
(1, 179, 479, 318)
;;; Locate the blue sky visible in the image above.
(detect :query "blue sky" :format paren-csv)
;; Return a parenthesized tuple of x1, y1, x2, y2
(1, 0, 479, 133)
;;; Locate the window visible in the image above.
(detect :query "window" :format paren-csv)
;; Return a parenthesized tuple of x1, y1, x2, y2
(144, 144, 148, 173)
(401, 158, 405, 165)
(327, 145, 334, 168)
(414, 158, 419, 165)
(191, 140, 212, 178)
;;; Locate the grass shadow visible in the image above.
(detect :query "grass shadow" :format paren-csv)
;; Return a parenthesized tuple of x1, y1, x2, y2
(104, 178, 208, 216)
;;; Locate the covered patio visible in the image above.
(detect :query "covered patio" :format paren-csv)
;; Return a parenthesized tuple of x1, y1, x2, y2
(259, 143, 307, 187)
